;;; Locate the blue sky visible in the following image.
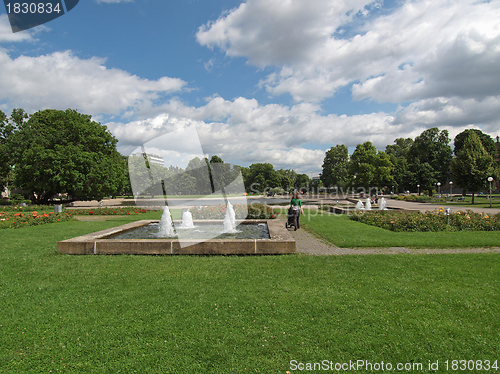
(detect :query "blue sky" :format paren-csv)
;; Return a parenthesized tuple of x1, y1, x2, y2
(1, 0, 499, 175)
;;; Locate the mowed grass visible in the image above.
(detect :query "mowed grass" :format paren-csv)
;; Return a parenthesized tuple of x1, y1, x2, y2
(1, 215, 500, 373)
(301, 212, 500, 248)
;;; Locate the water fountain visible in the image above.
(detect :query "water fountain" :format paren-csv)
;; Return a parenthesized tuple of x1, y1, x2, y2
(379, 197, 387, 210)
(178, 209, 195, 229)
(365, 198, 372, 210)
(223, 201, 238, 233)
(57, 214, 295, 255)
(158, 206, 176, 237)
(355, 200, 364, 210)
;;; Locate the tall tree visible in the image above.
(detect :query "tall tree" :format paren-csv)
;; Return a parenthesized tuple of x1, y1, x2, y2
(11, 109, 126, 203)
(386, 138, 414, 192)
(450, 131, 499, 204)
(321, 144, 349, 188)
(0, 109, 27, 193)
(454, 129, 496, 157)
(0, 110, 12, 193)
(349, 142, 393, 189)
(244, 163, 282, 193)
(407, 128, 452, 195)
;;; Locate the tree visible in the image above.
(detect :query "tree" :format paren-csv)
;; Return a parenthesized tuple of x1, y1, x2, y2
(244, 163, 282, 193)
(450, 131, 499, 204)
(407, 128, 452, 195)
(295, 173, 311, 191)
(454, 129, 496, 158)
(348, 142, 393, 190)
(0, 111, 12, 193)
(386, 138, 414, 192)
(321, 144, 349, 188)
(0, 109, 27, 193)
(11, 109, 126, 203)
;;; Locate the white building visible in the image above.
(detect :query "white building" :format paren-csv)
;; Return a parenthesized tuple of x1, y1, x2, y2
(131, 153, 164, 167)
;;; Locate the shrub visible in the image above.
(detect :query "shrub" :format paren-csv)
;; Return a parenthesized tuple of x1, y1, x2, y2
(0, 210, 75, 229)
(350, 210, 500, 232)
(0, 206, 150, 229)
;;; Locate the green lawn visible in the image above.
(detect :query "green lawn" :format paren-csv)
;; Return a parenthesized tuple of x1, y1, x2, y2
(1, 215, 500, 373)
(301, 211, 500, 248)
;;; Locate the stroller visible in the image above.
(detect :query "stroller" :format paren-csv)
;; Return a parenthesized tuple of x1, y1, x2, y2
(285, 206, 301, 230)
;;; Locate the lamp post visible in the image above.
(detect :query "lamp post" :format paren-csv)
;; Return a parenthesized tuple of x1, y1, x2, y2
(449, 181, 453, 200)
(417, 184, 420, 196)
(488, 177, 494, 208)
(437, 182, 441, 199)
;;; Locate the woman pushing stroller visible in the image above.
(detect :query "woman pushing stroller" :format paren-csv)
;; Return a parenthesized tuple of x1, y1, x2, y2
(287, 192, 304, 231)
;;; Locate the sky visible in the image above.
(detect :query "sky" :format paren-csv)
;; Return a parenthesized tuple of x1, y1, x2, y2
(1, 0, 499, 176)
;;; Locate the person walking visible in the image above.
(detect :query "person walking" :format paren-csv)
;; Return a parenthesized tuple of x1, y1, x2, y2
(290, 192, 304, 230)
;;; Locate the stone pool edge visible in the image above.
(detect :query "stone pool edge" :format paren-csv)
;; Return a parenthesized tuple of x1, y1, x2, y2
(57, 219, 296, 255)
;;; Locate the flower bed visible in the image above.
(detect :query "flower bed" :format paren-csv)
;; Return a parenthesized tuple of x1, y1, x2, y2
(0, 210, 75, 229)
(67, 208, 149, 216)
(190, 204, 277, 220)
(0, 207, 150, 229)
(350, 210, 500, 232)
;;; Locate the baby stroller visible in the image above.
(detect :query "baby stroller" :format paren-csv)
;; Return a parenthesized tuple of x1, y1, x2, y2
(285, 206, 301, 230)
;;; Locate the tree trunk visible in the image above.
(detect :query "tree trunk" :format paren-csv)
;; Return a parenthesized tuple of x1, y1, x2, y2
(471, 192, 475, 205)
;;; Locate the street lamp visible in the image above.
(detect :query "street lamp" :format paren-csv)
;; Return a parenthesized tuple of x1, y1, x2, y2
(488, 177, 494, 208)
(437, 182, 441, 198)
(449, 181, 453, 200)
(417, 184, 420, 196)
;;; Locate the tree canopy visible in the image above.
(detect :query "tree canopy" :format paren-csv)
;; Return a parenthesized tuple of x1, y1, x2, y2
(11, 109, 127, 203)
(454, 129, 496, 158)
(450, 131, 499, 204)
(348, 142, 394, 189)
(407, 128, 452, 195)
(321, 144, 349, 188)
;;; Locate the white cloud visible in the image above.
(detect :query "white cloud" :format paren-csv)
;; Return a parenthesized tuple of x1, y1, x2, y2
(108, 97, 410, 174)
(106, 90, 499, 174)
(198, 0, 500, 106)
(0, 50, 186, 116)
(0, 14, 47, 42)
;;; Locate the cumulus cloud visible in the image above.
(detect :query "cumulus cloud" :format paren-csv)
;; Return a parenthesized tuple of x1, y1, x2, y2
(198, 0, 500, 107)
(108, 97, 410, 173)
(109, 91, 499, 173)
(0, 14, 47, 42)
(0, 50, 186, 116)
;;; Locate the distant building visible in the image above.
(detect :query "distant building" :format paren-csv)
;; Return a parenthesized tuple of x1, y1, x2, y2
(131, 153, 164, 167)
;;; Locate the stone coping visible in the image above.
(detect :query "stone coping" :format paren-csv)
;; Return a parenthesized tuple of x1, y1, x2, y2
(57, 219, 296, 255)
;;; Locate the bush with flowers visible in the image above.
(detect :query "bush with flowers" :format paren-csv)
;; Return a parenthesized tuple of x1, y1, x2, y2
(190, 204, 277, 220)
(0, 210, 75, 229)
(68, 208, 149, 216)
(350, 209, 500, 232)
(0, 206, 151, 229)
